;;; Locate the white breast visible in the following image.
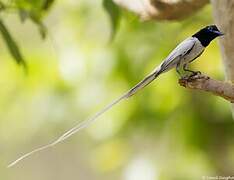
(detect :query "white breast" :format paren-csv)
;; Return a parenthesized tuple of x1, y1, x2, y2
(181, 37, 205, 65)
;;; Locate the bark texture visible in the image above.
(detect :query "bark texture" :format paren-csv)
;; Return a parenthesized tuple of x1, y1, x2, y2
(179, 74, 234, 103)
(211, 1, 234, 82)
(211, 0, 234, 113)
(114, 0, 209, 20)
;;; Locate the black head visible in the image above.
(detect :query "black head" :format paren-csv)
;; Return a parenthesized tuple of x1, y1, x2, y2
(192, 25, 224, 47)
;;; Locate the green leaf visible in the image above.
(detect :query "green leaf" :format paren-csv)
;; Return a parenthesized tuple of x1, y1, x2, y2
(0, 1, 6, 11)
(29, 12, 47, 39)
(103, 0, 121, 40)
(17, 9, 47, 39)
(19, 9, 29, 22)
(42, 0, 55, 11)
(0, 19, 27, 69)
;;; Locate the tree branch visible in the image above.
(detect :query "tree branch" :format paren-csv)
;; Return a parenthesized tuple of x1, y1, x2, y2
(114, 0, 209, 20)
(179, 74, 234, 103)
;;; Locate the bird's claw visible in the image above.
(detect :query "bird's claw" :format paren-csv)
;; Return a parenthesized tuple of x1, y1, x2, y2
(180, 71, 202, 80)
(180, 75, 190, 80)
(195, 71, 201, 75)
(189, 71, 201, 77)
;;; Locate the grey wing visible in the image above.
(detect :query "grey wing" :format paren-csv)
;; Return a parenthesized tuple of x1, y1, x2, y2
(158, 37, 196, 73)
(123, 37, 197, 98)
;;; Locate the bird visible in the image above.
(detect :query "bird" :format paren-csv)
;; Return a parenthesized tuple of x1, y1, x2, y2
(126, 24, 224, 97)
(8, 25, 224, 167)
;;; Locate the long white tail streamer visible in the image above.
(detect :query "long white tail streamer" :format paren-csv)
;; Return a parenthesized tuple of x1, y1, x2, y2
(7, 93, 127, 168)
(8, 70, 159, 168)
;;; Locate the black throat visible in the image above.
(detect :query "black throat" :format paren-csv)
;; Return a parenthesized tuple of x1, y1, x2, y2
(192, 31, 216, 47)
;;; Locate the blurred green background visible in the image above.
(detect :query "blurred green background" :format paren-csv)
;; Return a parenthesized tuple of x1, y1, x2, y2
(1, 0, 234, 179)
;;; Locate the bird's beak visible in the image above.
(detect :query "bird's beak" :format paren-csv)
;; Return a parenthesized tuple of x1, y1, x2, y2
(214, 30, 225, 36)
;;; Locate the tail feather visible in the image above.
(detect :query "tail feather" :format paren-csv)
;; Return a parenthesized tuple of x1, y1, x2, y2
(125, 70, 160, 98)
(7, 93, 126, 168)
(7, 67, 161, 168)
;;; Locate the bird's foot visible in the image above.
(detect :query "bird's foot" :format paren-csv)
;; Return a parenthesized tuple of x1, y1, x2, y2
(181, 71, 201, 80)
(187, 71, 202, 78)
(192, 71, 201, 76)
(180, 72, 209, 83)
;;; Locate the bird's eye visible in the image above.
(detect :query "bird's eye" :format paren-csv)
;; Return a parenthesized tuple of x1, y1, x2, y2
(208, 26, 213, 31)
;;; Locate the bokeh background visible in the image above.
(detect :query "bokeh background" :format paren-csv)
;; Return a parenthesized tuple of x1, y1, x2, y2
(1, 0, 234, 179)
